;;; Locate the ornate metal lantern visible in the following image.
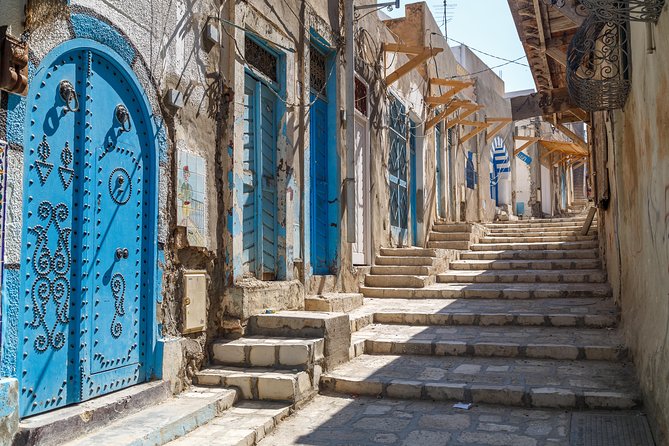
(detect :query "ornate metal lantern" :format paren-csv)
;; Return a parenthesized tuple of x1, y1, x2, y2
(567, 14, 631, 111)
(580, 0, 666, 23)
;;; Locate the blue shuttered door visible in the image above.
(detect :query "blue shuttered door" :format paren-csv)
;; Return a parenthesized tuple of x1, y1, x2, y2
(435, 123, 444, 218)
(242, 74, 278, 279)
(409, 123, 418, 246)
(310, 95, 331, 274)
(389, 97, 408, 233)
(19, 46, 152, 417)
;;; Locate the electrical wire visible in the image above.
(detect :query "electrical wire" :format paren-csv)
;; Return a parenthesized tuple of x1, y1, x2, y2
(445, 36, 530, 67)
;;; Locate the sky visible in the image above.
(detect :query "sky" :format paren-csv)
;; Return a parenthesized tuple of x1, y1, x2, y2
(384, 0, 536, 93)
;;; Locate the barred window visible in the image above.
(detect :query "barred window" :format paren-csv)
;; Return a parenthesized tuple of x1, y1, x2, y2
(354, 77, 368, 116)
(245, 36, 278, 83)
(310, 47, 327, 95)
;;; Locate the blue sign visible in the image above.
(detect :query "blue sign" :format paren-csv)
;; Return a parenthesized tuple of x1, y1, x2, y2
(517, 151, 532, 165)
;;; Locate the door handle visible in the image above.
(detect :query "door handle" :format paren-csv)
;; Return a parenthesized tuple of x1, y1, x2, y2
(59, 80, 79, 113)
(115, 247, 129, 260)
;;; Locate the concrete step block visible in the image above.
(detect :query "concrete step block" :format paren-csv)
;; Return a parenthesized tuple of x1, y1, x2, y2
(358, 325, 626, 361)
(375, 255, 435, 266)
(195, 367, 317, 404)
(166, 401, 292, 446)
(379, 247, 437, 257)
(370, 265, 431, 276)
(480, 235, 597, 244)
(360, 283, 612, 299)
(305, 293, 363, 313)
(460, 249, 599, 261)
(437, 269, 607, 284)
(321, 354, 639, 410)
(449, 259, 602, 271)
(470, 241, 599, 251)
(212, 337, 324, 369)
(431, 223, 473, 232)
(17, 381, 172, 446)
(248, 311, 351, 369)
(364, 274, 433, 288)
(63, 387, 237, 446)
(427, 240, 471, 250)
(429, 232, 472, 241)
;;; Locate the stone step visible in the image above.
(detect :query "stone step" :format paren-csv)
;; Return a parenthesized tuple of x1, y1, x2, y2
(365, 297, 618, 328)
(375, 255, 435, 266)
(62, 387, 237, 446)
(485, 221, 594, 229)
(165, 401, 292, 446)
(427, 240, 471, 250)
(480, 235, 597, 243)
(370, 265, 431, 276)
(490, 216, 590, 224)
(487, 228, 596, 236)
(429, 232, 472, 241)
(358, 324, 626, 361)
(16, 381, 172, 446)
(248, 311, 351, 369)
(305, 293, 363, 313)
(212, 337, 324, 369)
(196, 366, 317, 403)
(321, 355, 640, 410)
(450, 258, 602, 270)
(379, 247, 437, 257)
(364, 274, 433, 288)
(437, 269, 607, 284)
(359, 282, 612, 299)
(461, 249, 599, 260)
(470, 241, 598, 251)
(431, 223, 473, 232)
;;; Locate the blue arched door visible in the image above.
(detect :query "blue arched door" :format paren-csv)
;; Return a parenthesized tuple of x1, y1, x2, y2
(18, 41, 156, 417)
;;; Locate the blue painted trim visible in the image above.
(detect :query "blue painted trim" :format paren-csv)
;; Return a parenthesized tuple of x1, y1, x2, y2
(409, 122, 418, 246)
(12, 38, 161, 392)
(70, 15, 136, 65)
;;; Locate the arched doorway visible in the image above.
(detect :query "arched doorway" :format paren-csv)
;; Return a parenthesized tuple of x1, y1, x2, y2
(17, 39, 158, 417)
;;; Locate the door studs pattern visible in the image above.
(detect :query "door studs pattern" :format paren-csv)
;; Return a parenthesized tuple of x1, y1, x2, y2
(34, 136, 54, 186)
(110, 273, 126, 338)
(58, 142, 75, 190)
(108, 167, 132, 205)
(28, 201, 71, 352)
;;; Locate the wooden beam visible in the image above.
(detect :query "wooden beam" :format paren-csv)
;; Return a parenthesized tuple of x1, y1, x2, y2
(381, 43, 428, 55)
(555, 122, 587, 151)
(424, 100, 473, 131)
(429, 78, 474, 88)
(553, 0, 586, 26)
(445, 105, 483, 131)
(426, 79, 474, 106)
(540, 147, 560, 161)
(385, 47, 443, 85)
(545, 47, 567, 67)
(510, 88, 583, 121)
(513, 136, 540, 156)
(459, 120, 489, 145)
(486, 118, 513, 143)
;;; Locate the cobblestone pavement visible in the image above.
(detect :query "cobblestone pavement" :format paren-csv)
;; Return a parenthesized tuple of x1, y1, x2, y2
(258, 393, 572, 445)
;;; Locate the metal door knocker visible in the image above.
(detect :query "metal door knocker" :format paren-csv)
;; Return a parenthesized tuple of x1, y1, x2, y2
(115, 247, 129, 260)
(115, 104, 132, 133)
(59, 80, 79, 113)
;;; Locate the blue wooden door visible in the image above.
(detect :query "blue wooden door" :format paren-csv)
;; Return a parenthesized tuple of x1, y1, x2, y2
(19, 46, 152, 417)
(409, 123, 418, 246)
(389, 97, 408, 236)
(435, 123, 444, 218)
(310, 95, 332, 274)
(242, 74, 278, 279)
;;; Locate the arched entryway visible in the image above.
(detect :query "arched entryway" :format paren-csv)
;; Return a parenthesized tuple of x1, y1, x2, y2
(17, 39, 158, 417)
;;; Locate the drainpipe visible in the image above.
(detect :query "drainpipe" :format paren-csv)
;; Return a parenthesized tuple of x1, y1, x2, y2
(344, 0, 356, 243)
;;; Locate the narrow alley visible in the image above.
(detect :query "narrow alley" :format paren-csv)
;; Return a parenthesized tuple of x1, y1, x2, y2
(1, 0, 668, 445)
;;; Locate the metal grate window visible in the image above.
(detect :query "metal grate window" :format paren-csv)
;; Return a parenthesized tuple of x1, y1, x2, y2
(388, 96, 408, 230)
(310, 48, 327, 95)
(245, 36, 278, 83)
(354, 77, 368, 116)
(465, 151, 477, 190)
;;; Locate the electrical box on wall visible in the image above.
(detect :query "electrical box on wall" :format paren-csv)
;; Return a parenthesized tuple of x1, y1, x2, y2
(182, 270, 207, 334)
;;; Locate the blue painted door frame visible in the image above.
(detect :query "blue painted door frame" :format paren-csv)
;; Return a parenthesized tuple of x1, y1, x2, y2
(309, 41, 338, 275)
(17, 40, 157, 417)
(435, 123, 444, 218)
(409, 122, 418, 246)
(242, 72, 279, 279)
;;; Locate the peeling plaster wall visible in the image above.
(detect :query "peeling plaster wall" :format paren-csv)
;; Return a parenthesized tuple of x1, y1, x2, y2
(598, 10, 669, 442)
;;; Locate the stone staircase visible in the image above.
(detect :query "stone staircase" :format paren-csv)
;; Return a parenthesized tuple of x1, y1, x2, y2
(427, 221, 487, 250)
(323, 215, 643, 412)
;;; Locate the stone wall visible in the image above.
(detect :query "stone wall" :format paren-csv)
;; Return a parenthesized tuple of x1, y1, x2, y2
(598, 9, 669, 442)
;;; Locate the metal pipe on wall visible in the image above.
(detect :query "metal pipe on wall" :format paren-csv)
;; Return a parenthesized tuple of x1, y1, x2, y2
(344, 0, 356, 243)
